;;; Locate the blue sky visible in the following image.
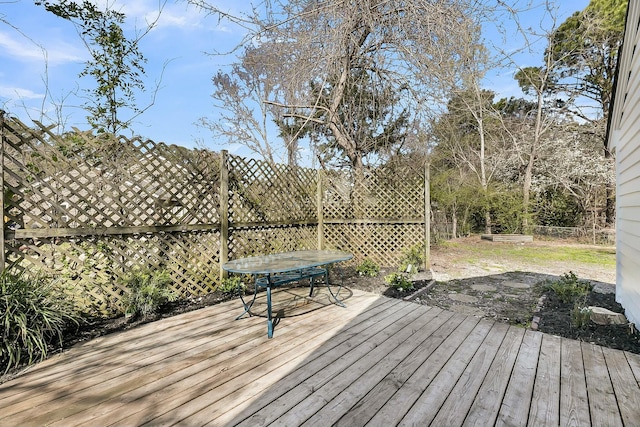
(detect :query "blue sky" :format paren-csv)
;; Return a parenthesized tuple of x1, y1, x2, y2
(1, 0, 590, 159)
(1, 0, 251, 149)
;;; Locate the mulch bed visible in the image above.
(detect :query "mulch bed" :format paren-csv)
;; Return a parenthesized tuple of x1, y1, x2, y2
(383, 278, 434, 299)
(536, 290, 640, 354)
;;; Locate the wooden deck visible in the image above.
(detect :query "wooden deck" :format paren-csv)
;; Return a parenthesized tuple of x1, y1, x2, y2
(2, 287, 640, 426)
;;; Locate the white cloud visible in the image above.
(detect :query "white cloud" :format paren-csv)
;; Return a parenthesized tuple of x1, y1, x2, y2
(153, 6, 203, 30)
(0, 32, 47, 61)
(124, 0, 251, 34)
(0, 31, 84, 65)
(0, 86, 44, 100)
(104, 0, 204, 31)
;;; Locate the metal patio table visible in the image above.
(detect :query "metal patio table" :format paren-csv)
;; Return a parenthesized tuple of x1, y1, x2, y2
(222, 250, 353, 338)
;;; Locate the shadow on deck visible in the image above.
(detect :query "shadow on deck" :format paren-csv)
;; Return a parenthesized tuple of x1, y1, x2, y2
(1, 286, 640, 426)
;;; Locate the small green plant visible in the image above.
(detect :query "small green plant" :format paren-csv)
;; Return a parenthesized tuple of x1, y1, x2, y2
(218, 276, 246, 294)
(399, 242, 426, 274)
(121, 269, 177, 319)
(544, 271, 593, 304)
(571, 304, 592, 329)
(0, 269, 81, 373)
(384, 272, 414, 292)
(356, 259, 380, 277)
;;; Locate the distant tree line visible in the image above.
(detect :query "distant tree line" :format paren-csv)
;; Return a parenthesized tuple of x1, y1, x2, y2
(195, 0, 623, 234)
(5, 0, 625, 234)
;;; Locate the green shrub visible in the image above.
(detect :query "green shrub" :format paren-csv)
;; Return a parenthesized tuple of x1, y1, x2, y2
(121, 269, 177, 318)
(489, 188, 528, 234)
(544, 271, 593, 304)
(384, 272, 414, 292)
(356, 259, 380, 277)
(0, 270, 80, 373)
(218, 276, 246, 294)
(400, 242, 425, 274)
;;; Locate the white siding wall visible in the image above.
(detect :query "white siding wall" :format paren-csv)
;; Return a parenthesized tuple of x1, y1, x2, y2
(612, 1, 640, 328)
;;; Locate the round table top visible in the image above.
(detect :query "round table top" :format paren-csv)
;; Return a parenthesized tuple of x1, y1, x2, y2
(222, 250, 353, 275)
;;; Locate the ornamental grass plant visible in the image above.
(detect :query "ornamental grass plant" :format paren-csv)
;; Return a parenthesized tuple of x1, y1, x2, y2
(120, 269, 177, 319)
(0, 269, 81, 373)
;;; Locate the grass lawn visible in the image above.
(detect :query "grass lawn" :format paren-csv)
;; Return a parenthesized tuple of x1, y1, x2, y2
(431, 236, 615, 282)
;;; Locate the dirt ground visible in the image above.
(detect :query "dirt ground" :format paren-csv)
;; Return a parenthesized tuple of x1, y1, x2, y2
(342, 236, 640, 354)
(429, 237, 616, 286)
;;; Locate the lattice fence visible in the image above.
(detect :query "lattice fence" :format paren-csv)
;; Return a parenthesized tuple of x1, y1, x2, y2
(224, 154, 320, 262)
(2, 116, 224, 314)
(1, 112, 427, 316)
(321, 162, 426, 267)
(227, 155, 318, 226)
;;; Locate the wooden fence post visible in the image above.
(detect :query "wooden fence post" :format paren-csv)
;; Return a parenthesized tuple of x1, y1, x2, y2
(0, 111, 5, 271)
(424, 162, 431, 270)
(220, 150, 229, 282)
(317, 169, 324, 250)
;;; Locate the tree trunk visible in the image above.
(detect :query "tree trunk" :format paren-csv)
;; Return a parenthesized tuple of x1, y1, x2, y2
(473, 85, 492, 235)
(484, 209, 492, 235)
(604, 146, 615, 227)
(452, 211, 458, 239)
(522, 158, 533, 225)
(523, 87, 544, 232)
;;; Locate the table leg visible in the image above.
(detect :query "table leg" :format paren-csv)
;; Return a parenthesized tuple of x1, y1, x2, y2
(267, 280, 273, 338)
(236, 276, 258, 320)
(309, 275, 315, 297)
(325, 266, 346, 308)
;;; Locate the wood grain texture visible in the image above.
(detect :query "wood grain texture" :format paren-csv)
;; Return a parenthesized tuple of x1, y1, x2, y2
(496, 329, 543, 427)
(603, 347, 640, 426)
(527, 334, 561, 427)
(1, 291, 639, 427)
(582, 342, 623, 427)
(560, 338, 590, 427)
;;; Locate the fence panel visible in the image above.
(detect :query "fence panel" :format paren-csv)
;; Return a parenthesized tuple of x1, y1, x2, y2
(322, 162, 426, 267)
(2, 113, 427, 316)
(227, 155, 317, 225)
(3, 119, 221, 232)
(2, 117, 223, 314)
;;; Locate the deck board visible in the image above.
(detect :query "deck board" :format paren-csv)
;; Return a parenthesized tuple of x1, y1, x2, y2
(603, 347, 640, 426)
(1, 306, 244, 422)
(496, 329, 542, 427)
(59, 295, 380, 427)
(235, 302, 427, 427)
(332, 309, 458, 427)
(560, 338, 590, 426)
(431, 321, 510, 427)
(231, 299, 418, 427)
(300, 307, 447, 427)
(582, 342, 623, 427)
(527, 333, 561, 427)
(463, 326, 525, 427)
(287, 306, 441, 427)
(398, 319, 494, 426)
(366, 314, 479, 426)
(1, 288, 640, 426)
(113, 291, 382, 427)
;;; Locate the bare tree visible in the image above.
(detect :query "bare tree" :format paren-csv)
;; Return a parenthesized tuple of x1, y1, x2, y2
(191, 0, 484, 174)
(534, 126, 615, 233)
(432, 86, 513, 234)
(200, 46, 279, 165)
(490, 2, 582, 231)
(550, 0, 626, 226)
(508, 45, 566, 230)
